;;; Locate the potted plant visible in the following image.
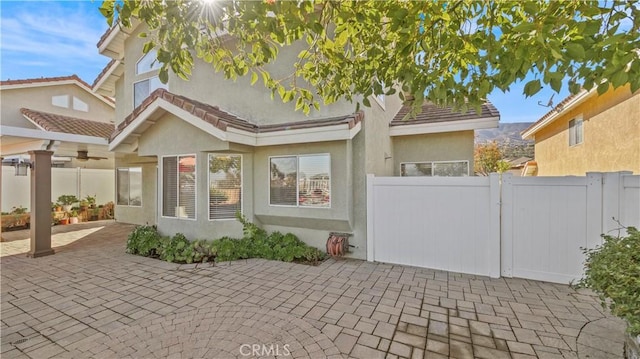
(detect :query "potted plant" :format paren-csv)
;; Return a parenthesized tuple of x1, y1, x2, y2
(57, 195, 79, 212)
(575, 226, 640, 358)
(69, 210, 79, 224)
(85, 195, 97, 209)
(90, 207, 100, 221)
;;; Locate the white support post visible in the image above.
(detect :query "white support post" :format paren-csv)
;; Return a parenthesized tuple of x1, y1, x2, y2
(500, 173, 513, 278)
(585, 172, 604, 249)
(488, 173, 501, 278)
(366, 174, 375, 262)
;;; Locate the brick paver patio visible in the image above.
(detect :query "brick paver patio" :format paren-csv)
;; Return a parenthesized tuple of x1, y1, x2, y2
(1, 222, 625, 358)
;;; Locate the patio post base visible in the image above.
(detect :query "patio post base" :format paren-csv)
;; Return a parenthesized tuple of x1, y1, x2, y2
(27, 248, 55, 258)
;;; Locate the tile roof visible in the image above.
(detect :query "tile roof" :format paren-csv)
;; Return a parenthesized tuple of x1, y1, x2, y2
(97, 24, 119, 49)
(1, 75, 92, 89)
(521, 90, 586, 135)
(390, 101, 500, 126)
(92, 59, 119, 88)
(112, 89, 363, 141)
(21, 108, 115, 139)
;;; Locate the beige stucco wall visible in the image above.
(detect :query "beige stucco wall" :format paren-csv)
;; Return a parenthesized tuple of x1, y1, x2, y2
(118, 24, 358, 126)
(391, 131, 475, 176)
(114, 155, 158, 226)
(534, 86, 640, 176)
(1, 84, 114, 128)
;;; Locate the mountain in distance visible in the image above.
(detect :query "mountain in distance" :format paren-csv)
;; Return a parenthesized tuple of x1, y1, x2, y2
(475, 122, 533, 144)
(475, 122, 535, 159)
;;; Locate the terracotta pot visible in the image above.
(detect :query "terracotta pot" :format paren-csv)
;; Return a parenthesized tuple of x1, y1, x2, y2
(59, 218, 69, 225)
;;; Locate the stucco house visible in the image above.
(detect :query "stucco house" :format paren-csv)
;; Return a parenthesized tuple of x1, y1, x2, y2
(522, 85, 640, 176)
(94, 23, 500, 259)
(0, 75, 116, 169)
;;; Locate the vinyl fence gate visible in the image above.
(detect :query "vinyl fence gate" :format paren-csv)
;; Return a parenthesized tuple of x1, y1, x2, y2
(366, 172, 640, 284)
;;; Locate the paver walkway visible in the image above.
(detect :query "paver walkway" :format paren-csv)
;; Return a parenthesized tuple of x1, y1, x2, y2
(1, 222, 625, 358)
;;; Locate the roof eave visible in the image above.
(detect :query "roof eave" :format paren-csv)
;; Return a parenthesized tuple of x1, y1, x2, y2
(1, 79, 115, 109)
(389, 116, 499, 137)
(521, 89, 597, 140)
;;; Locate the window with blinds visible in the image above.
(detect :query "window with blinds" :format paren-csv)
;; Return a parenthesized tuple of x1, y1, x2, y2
(116, 167, 142, 206)
(209, 154, 242, 220)
(269, 154, 330, 208)
(162, 155, 196, 219)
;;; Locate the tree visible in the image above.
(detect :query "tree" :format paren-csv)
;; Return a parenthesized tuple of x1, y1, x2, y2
(475, 142, 510, 175)
(100, 1, 640, 115)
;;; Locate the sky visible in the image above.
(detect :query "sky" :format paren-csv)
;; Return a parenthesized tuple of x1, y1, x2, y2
(0, 0, 571, 124)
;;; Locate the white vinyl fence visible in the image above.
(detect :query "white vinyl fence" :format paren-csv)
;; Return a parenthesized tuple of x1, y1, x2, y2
(2, 166, 115, 212)
(367, 172, 640, 284)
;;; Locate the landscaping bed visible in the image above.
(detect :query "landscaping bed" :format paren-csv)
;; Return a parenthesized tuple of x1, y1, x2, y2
(126, 214, 326, 265)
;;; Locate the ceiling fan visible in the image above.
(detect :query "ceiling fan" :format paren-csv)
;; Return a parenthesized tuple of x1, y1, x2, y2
(76, 150, 108, 161)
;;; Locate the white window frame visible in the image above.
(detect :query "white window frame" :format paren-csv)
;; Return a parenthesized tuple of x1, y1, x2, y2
(268, 153, 331, 208)
(51, 95, 69, 108)
(569, 116, 584, 146)
(208, 153, 243, 221)
(116, 167, 143, 207)
(72, 96, 89, 112)
(133, 76, 167, 109)
(135, 49, 160, 75)
(373, 80, 386, 110)
(400, 160, 470, 177)
(161, 154, 197, 221)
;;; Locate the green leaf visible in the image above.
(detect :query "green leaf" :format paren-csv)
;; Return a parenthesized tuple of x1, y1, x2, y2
(523, 79, 542, 97)
(597, 82, 610, 95)
(566, 43, 586, 60)
(250, 72, 258, 85)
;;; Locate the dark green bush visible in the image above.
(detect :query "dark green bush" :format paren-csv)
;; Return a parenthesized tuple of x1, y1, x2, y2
(126, 225, 162, 257)
(125, 214, 325, 265)
(576, 227, 640, 336)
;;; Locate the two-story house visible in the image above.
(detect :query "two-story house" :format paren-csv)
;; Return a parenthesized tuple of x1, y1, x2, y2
(94, 23, 500, 259)
(522, 85, 639, 176)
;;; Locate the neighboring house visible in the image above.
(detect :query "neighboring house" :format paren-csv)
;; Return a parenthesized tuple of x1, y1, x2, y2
(522, 85, 640, 176)
(0, 76, 117, 213)
(94, 24, 500, 259)
(0, 75, 116, 169)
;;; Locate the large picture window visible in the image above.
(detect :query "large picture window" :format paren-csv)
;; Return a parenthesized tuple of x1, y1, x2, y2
(569, 118, 583, 146)
(269, 154, 331, 208)
(116, 167, 142, 206)
(209, 154, 242, 220)
(162, 155, 196, 219)
(400, 161, 469, 177)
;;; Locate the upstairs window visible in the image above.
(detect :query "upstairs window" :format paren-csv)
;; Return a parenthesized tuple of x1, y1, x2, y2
(569, 118, 583, 146)
(133, 76, 167, 108)
(401, 161, 469, 177)
(52, 95, 69, 108)
(136, 49, 161, 75)
(269, 154, 331, 208)
(72, 97, 88, 112)
(209, 154, 242, 220)
(162, 155, 196, 219)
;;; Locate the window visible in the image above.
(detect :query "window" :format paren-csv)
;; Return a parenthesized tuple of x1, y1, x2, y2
(209, 154, 242, 220)
(116, 167, 142, 206)
(52, 95, 69, 108)
(136, 49, 160, 75)
(72, 97, 88, 112)
(269, 154, 330, 208)
(133, 76, 167, 108)
(162, 155, 196, 219)
(569, 118, 583, 146)
(400, 161, 469, 177)
(374, 79, 385, 109)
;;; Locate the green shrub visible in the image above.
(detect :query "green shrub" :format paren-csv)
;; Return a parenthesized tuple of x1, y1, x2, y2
(125, 215, 325, 265)
(126, 225, 162, 257)
(576, 227, 640, 336)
